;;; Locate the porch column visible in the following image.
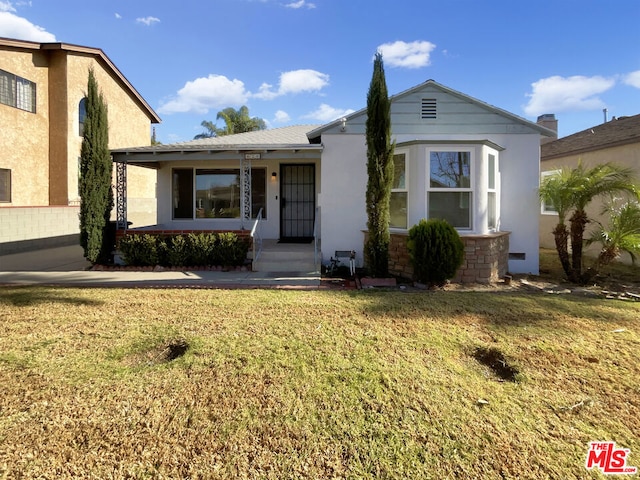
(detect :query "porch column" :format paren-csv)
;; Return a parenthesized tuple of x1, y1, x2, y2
(115, 159, 128, 230)
(240, 155, 252, 229)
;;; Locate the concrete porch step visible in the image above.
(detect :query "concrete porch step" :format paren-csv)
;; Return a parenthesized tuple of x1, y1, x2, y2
(251, 240, 320, 273)
(254, 260, 319, 273)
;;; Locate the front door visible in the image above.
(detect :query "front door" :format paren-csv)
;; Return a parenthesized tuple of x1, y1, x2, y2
(280, 164, 315, 241)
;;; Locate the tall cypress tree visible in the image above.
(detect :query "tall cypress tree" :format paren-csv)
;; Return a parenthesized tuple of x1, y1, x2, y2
(79, 68, 112, 264)
(364, 53, 395, 277)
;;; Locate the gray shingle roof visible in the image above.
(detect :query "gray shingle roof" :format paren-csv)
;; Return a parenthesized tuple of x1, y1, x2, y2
(541, 114, 640, 160)
(177, 124, 320, 147)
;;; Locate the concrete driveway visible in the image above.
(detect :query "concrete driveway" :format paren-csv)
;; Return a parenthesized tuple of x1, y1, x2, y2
(0, 245, 91, 272)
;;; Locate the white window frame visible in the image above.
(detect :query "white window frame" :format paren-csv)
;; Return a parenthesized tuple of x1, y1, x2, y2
(487, 153, 498, 230)
(427, 148, 474, 230)
(540, 169, 559, 215)
(390, 151, 408, 229)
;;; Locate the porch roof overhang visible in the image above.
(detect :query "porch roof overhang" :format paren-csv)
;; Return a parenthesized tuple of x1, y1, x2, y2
(111, 144, 323, 169)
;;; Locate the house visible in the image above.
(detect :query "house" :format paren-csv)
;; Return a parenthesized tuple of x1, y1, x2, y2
(539, 113, 640, 262)
(0, 37, 160, 255)
(112, 80, 554, 282)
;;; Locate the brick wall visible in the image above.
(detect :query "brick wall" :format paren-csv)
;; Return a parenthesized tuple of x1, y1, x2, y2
(369, 231, 510, 284)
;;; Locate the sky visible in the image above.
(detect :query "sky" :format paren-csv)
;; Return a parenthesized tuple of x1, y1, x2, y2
(2, 0, 640, 144)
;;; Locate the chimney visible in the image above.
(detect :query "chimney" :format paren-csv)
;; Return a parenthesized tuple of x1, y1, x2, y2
(537, 114, 558, 144)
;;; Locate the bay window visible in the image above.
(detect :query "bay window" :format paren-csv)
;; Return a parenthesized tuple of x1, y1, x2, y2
(390, 152, 407, 228)
(428, 151, 472, 229)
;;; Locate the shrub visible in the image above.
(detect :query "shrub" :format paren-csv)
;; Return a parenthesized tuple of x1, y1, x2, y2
(118, 232, 249, 267)
(407, 219, 464, 286)
(164, 235, 192, 267)
(216, 232, 249, 266)
(118, 234, 159, 266)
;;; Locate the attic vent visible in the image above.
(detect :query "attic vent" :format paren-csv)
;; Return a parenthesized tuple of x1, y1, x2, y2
(421, 98, 437, 119)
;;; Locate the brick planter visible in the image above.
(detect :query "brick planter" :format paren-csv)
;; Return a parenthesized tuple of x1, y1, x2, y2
(366, 231, 510, 284)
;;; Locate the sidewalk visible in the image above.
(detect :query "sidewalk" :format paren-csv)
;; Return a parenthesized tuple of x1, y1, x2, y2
(0, 245, 321, 289)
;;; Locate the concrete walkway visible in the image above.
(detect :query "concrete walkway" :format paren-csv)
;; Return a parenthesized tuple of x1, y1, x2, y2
(0, 245, 321, 289)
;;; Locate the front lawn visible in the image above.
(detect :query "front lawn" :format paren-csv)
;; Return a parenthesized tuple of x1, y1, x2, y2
(0, 287, 638, 479)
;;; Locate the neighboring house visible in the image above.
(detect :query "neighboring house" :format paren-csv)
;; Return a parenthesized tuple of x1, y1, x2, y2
(0, 37, 160, 255)
(540, 114, 640, 263)
(112, 80, 554, 282)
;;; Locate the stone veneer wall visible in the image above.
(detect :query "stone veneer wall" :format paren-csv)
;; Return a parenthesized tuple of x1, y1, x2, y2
(382, 231, 510, 284)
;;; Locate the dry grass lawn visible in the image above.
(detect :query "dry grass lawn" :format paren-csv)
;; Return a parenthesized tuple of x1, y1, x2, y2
(0, 282, 639, 479)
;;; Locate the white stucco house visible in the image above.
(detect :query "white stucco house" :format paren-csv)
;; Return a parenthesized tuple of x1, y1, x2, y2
(112, 80, 554, 282)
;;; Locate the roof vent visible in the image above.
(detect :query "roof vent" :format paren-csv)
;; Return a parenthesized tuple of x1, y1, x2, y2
(421, 98, 437, 119)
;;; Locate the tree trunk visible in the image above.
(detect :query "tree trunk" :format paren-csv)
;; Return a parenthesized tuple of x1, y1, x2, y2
(569, 209, 589, 283)
(553, 223, 572, 279)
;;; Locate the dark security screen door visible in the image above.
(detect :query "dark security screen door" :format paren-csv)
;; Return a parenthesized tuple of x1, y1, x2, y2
(280, 164, 315, 241)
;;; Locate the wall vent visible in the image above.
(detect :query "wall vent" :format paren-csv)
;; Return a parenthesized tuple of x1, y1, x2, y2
(421, 98, 437, 119)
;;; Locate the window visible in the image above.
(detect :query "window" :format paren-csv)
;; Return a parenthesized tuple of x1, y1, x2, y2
(390, 153, 407, 228)
(196, 169, 240, 218)
(0, 168, 11, 202)
(428, 151, 472, 228)
(0, 69, 36, 113)
(487, 154, 497, 229)
(173, 167, 267, 220)
(540, 170, 559, 214)
(79, 98, 87, 136)
(173, 169, 194, 219)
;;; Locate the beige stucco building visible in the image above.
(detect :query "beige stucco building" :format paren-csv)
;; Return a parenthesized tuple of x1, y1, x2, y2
(540, 114, 640, 263)
(0, 37, 160, 254)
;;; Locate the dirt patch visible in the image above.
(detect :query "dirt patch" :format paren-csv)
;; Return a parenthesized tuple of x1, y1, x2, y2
(126, 338, 189, 367)
(473, 346, 520, 382)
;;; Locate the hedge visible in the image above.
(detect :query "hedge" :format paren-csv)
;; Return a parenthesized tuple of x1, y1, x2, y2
(118, 232, 249, 267)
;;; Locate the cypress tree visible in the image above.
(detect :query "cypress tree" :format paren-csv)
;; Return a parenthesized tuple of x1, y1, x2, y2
(364, 53, 395, 277)
(79, 68, 113, 264)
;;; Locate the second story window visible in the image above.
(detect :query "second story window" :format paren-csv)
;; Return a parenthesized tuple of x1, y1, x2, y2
(79, 98, 87, 136)
(0, 68, 36, 113)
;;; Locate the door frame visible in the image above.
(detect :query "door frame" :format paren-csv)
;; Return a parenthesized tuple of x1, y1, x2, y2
(279, 163, 316, 241)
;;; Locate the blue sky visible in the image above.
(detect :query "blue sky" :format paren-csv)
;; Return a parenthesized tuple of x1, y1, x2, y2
(2, 0, 640, 144)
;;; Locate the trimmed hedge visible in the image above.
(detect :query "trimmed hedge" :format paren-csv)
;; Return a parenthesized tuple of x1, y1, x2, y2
(118, 232, 249, 267)
(407, 219, 464, 286)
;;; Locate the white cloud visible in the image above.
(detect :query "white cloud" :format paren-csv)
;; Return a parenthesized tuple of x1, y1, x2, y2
(158, 74, 250, 115)
(254, 69, 329, 99)
(623, 70, 640, 88)
(0, 11, 55, 41)
(377, 40, 436, 69)
(302, 103, 355, 122)
(523, 75, 615, 116)
(0, 1, 16, 12)
(136, 16, 160, 26)
(115, 12, 122, 19)
(284, 0, 316, 8)
(273, 110, 291, 123)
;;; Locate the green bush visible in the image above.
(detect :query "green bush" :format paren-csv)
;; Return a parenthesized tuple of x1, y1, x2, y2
(407, 219, 464, 286)
(118, 232, 249, 267)
(118, 234, 159, 266)
(216, 232, 249, 266)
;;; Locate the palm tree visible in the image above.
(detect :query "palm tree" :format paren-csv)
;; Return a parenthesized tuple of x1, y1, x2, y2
(539, 168, 578, 279)
(540, 162, 638, 283)
(567, 162, 637, 282)
(194, 106, 266, 139)
(587, 200, 640, 268)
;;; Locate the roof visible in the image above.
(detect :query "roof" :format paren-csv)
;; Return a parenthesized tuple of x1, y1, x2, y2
(307, 79, 557, 141)
(541, 114, 640, 160)
(112, 125, 323, 166)
(0, 37, 161, 124)
(176, 124, 320, 148)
